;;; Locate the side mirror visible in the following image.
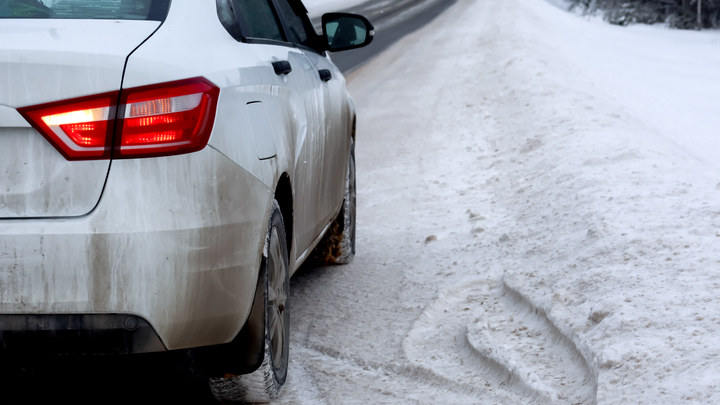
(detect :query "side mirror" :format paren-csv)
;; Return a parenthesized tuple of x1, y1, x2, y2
(322, 13, 374, 52)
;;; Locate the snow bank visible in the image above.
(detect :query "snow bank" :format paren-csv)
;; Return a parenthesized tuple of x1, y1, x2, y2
(529, 3, 720, 172)
(495, 3, 720, 402)
(352, 0, 720, 402)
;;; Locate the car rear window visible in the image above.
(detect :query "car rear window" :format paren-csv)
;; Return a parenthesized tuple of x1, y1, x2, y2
(0, 0, 170, 20)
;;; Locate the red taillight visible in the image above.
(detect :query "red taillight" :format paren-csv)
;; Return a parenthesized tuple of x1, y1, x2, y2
(18, 93, 117, 160)
(17, 77, 219, 161)
(62, 122, 109, 147)
(116, 78, 219, 159)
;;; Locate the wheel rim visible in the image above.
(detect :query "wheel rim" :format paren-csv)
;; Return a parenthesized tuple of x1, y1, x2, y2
(268, 227, 287, 369)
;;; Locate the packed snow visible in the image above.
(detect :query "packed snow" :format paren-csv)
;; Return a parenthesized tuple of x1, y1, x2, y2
(279, 0, 720, 403)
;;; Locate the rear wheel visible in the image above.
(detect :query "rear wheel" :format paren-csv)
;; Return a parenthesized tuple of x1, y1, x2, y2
(311, 138, 356, 265)
(209, 201, 289, 403)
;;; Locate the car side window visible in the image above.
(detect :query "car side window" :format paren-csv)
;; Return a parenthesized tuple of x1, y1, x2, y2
(233, 0, 284, 42)
(273, 0, 316, 48)
(217, 0, 240, 38)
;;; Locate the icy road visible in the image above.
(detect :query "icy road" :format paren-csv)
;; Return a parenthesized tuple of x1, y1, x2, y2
(279, 0, 720, 404)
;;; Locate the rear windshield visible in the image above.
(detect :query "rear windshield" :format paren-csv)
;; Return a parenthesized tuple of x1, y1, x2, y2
(0, 0, 170, 20)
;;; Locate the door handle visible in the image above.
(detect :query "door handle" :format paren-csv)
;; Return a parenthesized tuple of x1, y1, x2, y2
(318, 69, 332, 82)
(272, 60, 292, 75)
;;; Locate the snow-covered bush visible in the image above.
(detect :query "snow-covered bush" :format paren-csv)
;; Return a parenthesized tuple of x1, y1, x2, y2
(568, 0, 720, 28)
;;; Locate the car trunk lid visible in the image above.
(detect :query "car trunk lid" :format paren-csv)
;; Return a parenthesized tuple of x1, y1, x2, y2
(0, 19, 160, 218)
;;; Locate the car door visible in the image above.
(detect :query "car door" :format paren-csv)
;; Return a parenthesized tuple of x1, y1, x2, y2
(229, 0, 327, 256)
(271, 0, 351, 240)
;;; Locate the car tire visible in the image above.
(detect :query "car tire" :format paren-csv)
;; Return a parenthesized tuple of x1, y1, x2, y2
(311, 138, 356, 265)
(209, 201, 290, 403)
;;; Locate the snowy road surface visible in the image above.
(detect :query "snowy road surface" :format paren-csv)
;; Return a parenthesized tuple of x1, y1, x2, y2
(303, 0, 369, 16)
(2, 0, 718, 404)
(277, 0, 720, 404)
(307, 0, 458, 73)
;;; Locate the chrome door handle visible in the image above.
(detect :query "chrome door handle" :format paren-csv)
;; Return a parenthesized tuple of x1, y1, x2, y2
(272, 60, 292, 75)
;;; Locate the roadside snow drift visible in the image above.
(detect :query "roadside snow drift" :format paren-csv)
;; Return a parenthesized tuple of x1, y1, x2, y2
(280, 0, 720, 403)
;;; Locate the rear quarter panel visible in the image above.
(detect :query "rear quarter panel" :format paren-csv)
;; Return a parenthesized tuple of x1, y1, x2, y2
(122, 0, 346, 267)
(121, 0, 287, 189)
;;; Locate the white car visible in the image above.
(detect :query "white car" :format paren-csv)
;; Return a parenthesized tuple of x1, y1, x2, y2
(0, 0, 372, 401)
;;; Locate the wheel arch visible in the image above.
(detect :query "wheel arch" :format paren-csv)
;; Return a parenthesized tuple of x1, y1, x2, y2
(351, 114, 356, 140)
(274, 172, 293, 257)
(194, 187, 291, 377)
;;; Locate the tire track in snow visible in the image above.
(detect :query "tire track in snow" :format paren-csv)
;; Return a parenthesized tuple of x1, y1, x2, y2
(470, 281, 598, 404)
(283, 343, 521, 404)
(404, 279, 597, 404)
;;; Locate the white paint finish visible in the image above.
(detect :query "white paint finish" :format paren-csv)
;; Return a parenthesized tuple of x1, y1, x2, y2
(120, 0, 255, 89)
(0, 105, 30, 128)
(0, 0, 356, 352)
(121, 1, 283, 190)
(0, 128, 109, 218)
(0, 19, 159, 108)
(0, 19, 160, 219)
(303, 50, 352, 238)
(210, 84, 278, 188)
(0, 147, 272, 349)
(124, 0, 354, 265)
(247, 102, 278, 160)
(250, 43, 332, 256)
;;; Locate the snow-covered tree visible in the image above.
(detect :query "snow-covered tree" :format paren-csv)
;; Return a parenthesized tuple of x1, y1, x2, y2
(569, 0, 719, 29)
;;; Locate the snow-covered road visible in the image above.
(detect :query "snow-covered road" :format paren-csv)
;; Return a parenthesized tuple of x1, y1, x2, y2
(303, 0, 371, 17)
(277, 0, 720, 403)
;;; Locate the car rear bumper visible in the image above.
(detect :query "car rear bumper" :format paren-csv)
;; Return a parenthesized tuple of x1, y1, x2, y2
(0, 147, 273, 352)
(0, 314, 165, 355)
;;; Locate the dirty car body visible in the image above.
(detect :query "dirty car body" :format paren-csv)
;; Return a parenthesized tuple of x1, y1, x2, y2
(0, 0, 370, 359)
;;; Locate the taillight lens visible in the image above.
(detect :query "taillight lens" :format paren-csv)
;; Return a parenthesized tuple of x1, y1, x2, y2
(17, 77, 219, 161)
(116, 78, 219, 159)
(18, 93, 117, 160)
